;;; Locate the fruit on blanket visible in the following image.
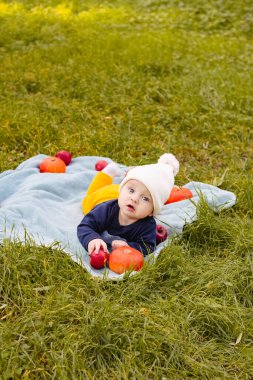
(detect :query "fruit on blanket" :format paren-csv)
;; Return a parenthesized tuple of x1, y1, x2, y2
(156, 225, 168, 244)
(40, 157, 66, 173)
(55, 150, 72, 165)
(90, 248, 109, 269)
(95, 160, 108, 171)
(165, 187, 193, 204)
(109, 246, 144, 274)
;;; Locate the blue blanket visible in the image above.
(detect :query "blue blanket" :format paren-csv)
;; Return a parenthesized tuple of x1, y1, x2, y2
(0, 154, 236, 280)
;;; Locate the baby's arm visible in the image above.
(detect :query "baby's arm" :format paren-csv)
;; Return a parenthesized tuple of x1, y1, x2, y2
(127, 220, 156, 256)
(77, 203, 109, 254)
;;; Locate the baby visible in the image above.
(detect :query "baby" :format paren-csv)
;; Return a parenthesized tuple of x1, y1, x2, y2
(77, 153, 179, 256)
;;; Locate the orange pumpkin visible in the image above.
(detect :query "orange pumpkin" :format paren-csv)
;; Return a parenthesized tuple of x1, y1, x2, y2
(109, 246, 144, 274)
(165, 187, 193, 204)
(40, 156, 66, 173)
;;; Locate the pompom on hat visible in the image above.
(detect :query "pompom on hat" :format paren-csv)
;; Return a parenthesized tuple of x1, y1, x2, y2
(119, 153, 180, 216)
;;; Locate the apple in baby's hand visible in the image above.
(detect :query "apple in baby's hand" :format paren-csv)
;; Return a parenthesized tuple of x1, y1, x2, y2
(55, 150, 72, 165)
(89, 248, 109, 269)
(95, 160, 108, 171)
(156, 225, 168, 244)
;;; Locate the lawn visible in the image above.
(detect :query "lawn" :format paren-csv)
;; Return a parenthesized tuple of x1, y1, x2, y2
(0, 0, 253, 378)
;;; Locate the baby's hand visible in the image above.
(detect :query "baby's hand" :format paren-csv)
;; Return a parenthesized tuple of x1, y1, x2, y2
(88, 239, 108, 255)
(111, 240, 129, 249)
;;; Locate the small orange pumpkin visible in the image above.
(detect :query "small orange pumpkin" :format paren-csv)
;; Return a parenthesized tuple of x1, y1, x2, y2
(165, 187, 193, 204)
(40, 156, 66, 173)
(109, 246, 144, 274)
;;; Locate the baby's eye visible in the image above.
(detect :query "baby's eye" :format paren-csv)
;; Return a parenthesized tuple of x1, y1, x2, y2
(128, 187, 134, 193)
(142, 196, 150, 202)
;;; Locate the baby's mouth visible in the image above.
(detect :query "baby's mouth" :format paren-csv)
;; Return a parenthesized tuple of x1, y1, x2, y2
(127, 204, 135, 211)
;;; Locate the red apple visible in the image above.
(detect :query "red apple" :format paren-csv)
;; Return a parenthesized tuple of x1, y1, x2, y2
(95, 160, 108, 171)
(55, 150, 72, 165)
(156, 225, 168, 244)
(89, 248, 109, 269)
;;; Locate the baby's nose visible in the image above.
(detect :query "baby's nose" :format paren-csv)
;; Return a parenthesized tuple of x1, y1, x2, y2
(131, 193, 139, 202)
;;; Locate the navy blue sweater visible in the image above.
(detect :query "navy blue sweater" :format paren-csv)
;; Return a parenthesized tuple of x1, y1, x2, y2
(77, 200, 156, 256)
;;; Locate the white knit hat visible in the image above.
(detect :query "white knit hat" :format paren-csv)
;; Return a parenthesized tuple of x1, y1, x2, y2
(119, 153, 180, 215)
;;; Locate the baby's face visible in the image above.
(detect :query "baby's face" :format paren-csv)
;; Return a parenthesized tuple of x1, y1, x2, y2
(118, 179, 154, 224)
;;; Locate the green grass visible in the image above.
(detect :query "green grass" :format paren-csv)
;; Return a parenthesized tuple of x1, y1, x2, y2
(0, 0, 253, 378)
